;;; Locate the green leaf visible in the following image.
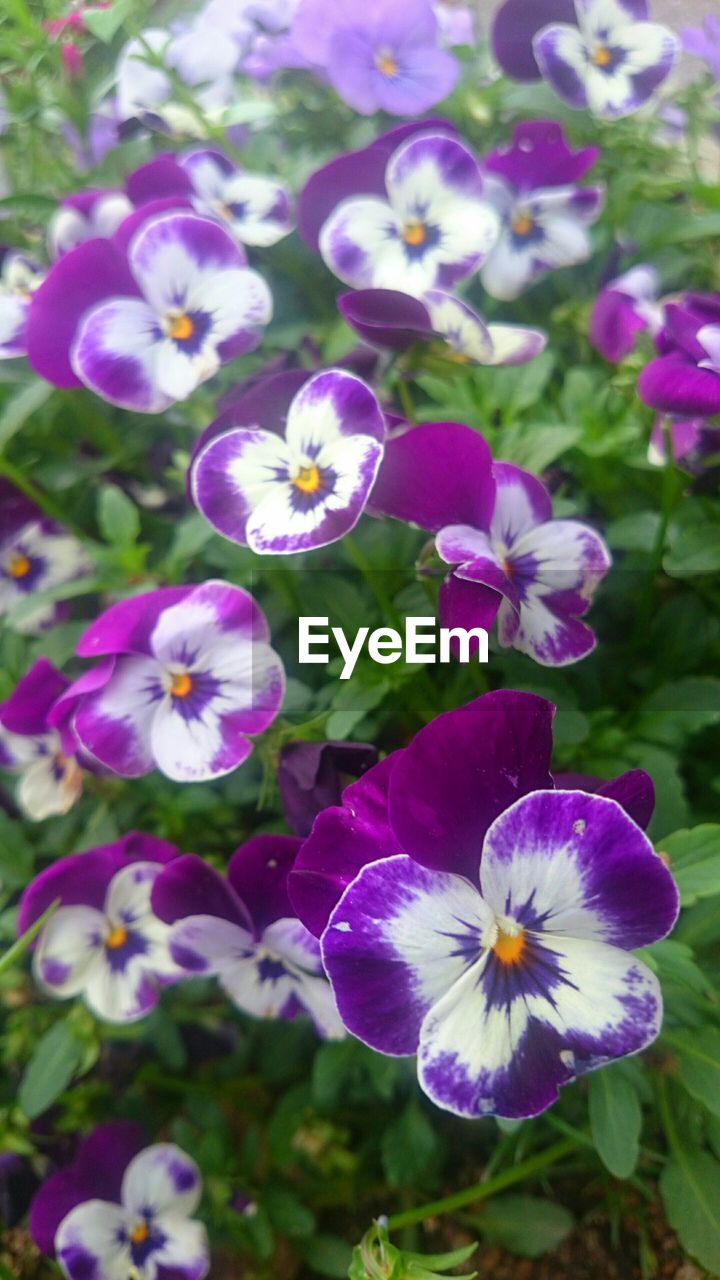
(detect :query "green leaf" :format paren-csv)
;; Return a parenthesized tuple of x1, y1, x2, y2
(381, 1102, 439, 1188)
(303, 1234, 353, 1278)
(588, 1065, 642, 1178)
(18, 1019, 85, 1119)
(264, 1187, 315, 1238)
(312, 1038, 358, 1109)
(673, 1028, 720, 1119)
(0, 899, 59, 976)
(664, 524, 720, 576)
(0, 811, 34, 890)
(660, 1149, 720, 1273)
(0, 379, 53, 449)
(98, 484, 141, 548)
(477, 1195, 574, 1257)
(499, 424, 580, 473)
(660, 825, 720, 907)
(83, 0, 136, 40)
(637, 678, 720, 747)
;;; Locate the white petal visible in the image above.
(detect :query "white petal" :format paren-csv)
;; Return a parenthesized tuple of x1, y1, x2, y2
(34, 905, 106, 997)
(122, 1143, 203, 1219)
(56, 1200, 131, 1280)
(18, 754, 83, 821)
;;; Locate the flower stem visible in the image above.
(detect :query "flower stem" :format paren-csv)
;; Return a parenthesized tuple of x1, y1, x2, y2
(386, 1137, 577, 1231)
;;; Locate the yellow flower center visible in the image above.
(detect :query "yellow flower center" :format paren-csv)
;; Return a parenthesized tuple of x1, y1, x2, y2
(493, 927, 526, 966)
(376, 51, 398, 76)
(169, 313, 194, 341)
(592, 45, 612, 66)
(8, 553, 31, 579)
(511, 213, 535, 237)
(129, 1222, 150, 1245)
(105, 925, 128, 950)
(170, 671, 193, 698)
(293, 464, 321, 494)
(402, 221, 427, 247)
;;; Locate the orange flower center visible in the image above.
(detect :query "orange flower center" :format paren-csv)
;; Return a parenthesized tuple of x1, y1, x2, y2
(105, 925, 128, 950)
(592, 45, 612, 66)
(293, 464, 321, 494)
(493, 927, 526, 966)
(129, 1222, 150, 1245)
(170, 671, 193, 698)
(511, 213, 535, 237)
(376, 51, 398, 76)
(169, 313, 194, 341)
(8, 553, 31, 579)
(402, 221, 427, 247)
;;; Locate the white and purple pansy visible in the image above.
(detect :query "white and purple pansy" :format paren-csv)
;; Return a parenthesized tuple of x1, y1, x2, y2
(55, 1140, 209, 1280)
(0, 658, 84, 822)
(437, 461, 612, 667)
(534, 0, 679, 119)
(638, 293, 720, 417)
(18, 833, 182, 1024)
(0, 250, 45, 359)
(69, 211, 272, 413)
(178, 148, 294, 247)
(0, 517, 91, 634)
(339, 287, 546, 366)
(589, 263, 663, 362)
(479, 121, 604, 302)
(321, 788, 678, 1118)
(318, 131, 500, 298)
(48, 189, 133, 260)
(49, 580, 285, 783)
(190, 369, 386, 554)
(151, 836, 345, 1039)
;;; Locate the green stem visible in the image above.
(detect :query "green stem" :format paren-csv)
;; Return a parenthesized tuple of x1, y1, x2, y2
(656, 1075, 682, 1161)
(395, 377, 417, 425)
(386, 1137, 576, 1231)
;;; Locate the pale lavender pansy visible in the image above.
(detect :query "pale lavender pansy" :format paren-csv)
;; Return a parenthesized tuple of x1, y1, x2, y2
(0, 517, 91, 634)
(437, 461, 611, 666)
(0, 658, 84, 822)
(479, 121, 603, 302)
(50, 581, 284, 783)
(321, 787, 678, 1118)
(589, 263, 663, 362)
(48, 190, 133, 260)
(432, 1, 475, 47)
(152, 837, 345, 1039)
(682, 15, 720, 80)
(0, 251, 45, 359)
(70, 211, 272, 413)
(178, 148, 294, 247)
(339, 287, 546, 366)
(190, 369, 386, 554)
(54, 1141, 208, 1280)
(18, 833, 182, 1023)
(319, 132, 499, 298)
(534, 0, 679, 119)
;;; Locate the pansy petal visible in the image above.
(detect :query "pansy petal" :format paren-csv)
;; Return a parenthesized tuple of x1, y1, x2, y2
(151, 1217, 209, 1280)
(170, 914, 254, 975)
(485, 323, 547, 365)
(369, 421, 495, 532)
(290, 969, 347, 1040)
(214, 171, 293, 247)
(262, 917, 323, 973)
(71, 297, 169, 413)
(18, 755, 84, 822)
(437, 574, 502, 654)
(55, 1200, 130, 1280)
(320, 196, 407, 291)
(533, 24, 590, 108)
(122, 1143, 202, 1219)
(322, 855, 494, 1055)
(491, 463, 553, 543)
(34, 905, 105, 996)
(498, 592, 597, 665)
(227, 835, 302, 931)
(286, 368, 386, 451)
(76, 588, 193, 659)
(128, 211, 245, 316)
(152, 854, 253, 930)
(585, 24, 678, 118)
(73, 655, 160, 777)
(150, 698, 253, 783)
(191, 426, 290, 546)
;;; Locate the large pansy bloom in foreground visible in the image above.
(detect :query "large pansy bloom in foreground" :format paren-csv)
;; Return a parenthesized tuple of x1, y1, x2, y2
(0, 250, 44, 359)
(340, 288, 546, 366)
(152, 836, 345, 1038)
(190, 369, 386, 553)
(534, 0, 679, 119)
(319, 132, 499, 297)
(50, 580, 285, 782)
(30, 1124, 208, 1280)
(18, 833, 181, 1023)
(70, 212, 272, 412)
(0, 658, 84, 821)
(479, 121, 604, 302)
(638, 294, 720, 417)
(589, 264, 663, 362)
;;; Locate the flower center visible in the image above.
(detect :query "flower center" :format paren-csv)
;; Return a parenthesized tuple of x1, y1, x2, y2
(105, 925, 128, 950)
(170, 671, 193, 698)
(129, 1221, 150, 1245)
(511, 213, 535, 237)
(7, 553, 31, 579)
(292, 464, 321, 494)
(591, 44, 612, 66)
(493, 926, 526, 965)
(402, 221, 427, 247)
(169, 313, 194, 342)
(376, 49, 398, 77)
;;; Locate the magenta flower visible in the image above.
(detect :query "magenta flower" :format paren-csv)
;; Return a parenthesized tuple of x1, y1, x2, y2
(288, 692, 678, 1120)
(152, 836, 345, 1038)
(638, 293, 720, 417)
(51, 581, 285, 783)
(0, 658, 84, 821)
(589, 264, 663, 362)
(18, 834, 182, 1023)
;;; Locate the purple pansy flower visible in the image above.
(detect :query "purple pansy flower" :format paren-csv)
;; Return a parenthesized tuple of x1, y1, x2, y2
(0, 516, 91, 634)
(190, 369, 386, 554)
(491, 0, 577, 81)
(648, 415, 720, 473)
(178, 148, 294, 247)
(318, 131, 499, 298)
(589, 264, 663, 362)
(534, 0, 679, 120)
(68, 211, 272, 413)
(35, 1128, 208, 1280)
(479, 121, 604, 302)
(152, 836, 345, 1038)
(340, 288, 546, 366)
(287, 693, 678, 1120)
(638, 294, 720, 417)
(278, 739, 379, 836)
(682, 15, 720, 80)
(18, 833, 182, 1023)
(0, 250, 45, 359)
(50, 581, 284, 783)
(48, 190, 133, 260)
(432, 1, 475, 47)
(0, 659, 85, 821)
(437, 461, 611, 667)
